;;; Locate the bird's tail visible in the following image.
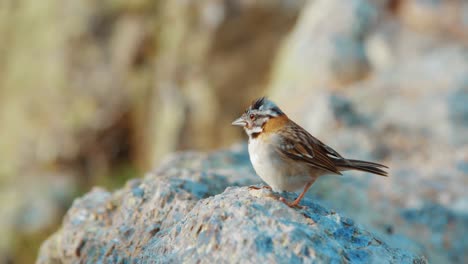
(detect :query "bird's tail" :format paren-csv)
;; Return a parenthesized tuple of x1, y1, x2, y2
(336, 159, 388, 177)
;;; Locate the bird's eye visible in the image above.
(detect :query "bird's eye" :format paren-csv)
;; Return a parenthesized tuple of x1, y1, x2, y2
(249, 114, 255, 120)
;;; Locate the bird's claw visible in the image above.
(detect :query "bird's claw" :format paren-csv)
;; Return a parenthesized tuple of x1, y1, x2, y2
(279, 197, 304, 209)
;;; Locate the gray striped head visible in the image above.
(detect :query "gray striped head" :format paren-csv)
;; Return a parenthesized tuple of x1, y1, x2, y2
(247, 97, 283, 117)
(232, 97, 284, 138)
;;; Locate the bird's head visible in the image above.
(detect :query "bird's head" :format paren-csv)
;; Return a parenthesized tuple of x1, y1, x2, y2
(232, 97, 284, 139)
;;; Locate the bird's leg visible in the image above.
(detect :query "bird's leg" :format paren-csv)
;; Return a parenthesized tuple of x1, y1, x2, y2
(280, 179, 316, 208)
(248, 185, 272, 191)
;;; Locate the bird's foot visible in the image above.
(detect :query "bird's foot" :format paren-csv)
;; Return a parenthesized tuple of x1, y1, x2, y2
(248, 185, 272, 191)
(279, 196, 304, 209)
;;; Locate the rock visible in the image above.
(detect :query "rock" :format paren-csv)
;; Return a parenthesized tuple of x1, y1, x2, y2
(0, 173, 77, 263)
(267, 0, 384, 139)
(37, 148, 426, 264)
(398, 0, 468, 42)
(400, 204, 468, 264)
(269, 0, 378, 98)
(447, 79, 468, 144)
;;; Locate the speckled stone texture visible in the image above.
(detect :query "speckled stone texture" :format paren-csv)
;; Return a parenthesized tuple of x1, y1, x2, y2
(37, 147, 426, 264)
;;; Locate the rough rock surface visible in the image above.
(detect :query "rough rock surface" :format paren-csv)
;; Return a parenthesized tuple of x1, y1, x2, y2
(37, 147, 426, 263)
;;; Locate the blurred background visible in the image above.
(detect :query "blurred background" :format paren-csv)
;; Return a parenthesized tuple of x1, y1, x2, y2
(0, 0, 467, 263)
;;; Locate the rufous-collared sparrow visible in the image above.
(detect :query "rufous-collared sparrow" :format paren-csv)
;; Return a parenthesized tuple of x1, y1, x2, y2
(232, 97, 388, 207)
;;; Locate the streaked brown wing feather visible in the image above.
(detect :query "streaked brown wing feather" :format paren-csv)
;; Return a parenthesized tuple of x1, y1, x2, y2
(275, 121, 342, 175)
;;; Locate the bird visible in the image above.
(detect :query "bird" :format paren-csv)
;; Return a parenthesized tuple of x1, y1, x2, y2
(232, 97, 388, 208)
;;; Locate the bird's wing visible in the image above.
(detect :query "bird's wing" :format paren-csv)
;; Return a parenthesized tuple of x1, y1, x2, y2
(274, 122, 343, 175)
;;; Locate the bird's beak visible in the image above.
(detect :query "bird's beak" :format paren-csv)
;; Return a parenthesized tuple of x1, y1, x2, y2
(232, 116, 247, 127)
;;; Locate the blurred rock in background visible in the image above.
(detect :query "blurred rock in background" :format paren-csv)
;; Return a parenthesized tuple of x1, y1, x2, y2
(0, 0, 467, 263)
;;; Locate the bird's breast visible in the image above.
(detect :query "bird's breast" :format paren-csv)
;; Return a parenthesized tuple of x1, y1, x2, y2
(248, 135, 312, 192)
